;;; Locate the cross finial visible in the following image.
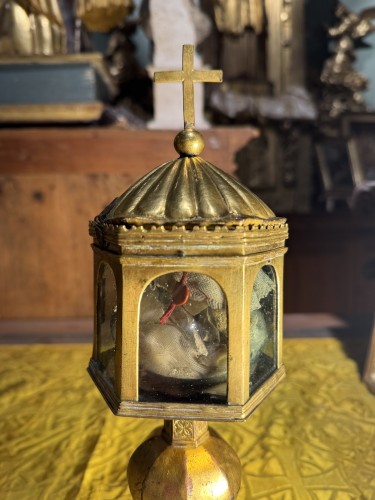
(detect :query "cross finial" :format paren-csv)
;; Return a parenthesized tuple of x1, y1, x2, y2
(154, 45, 223, 129)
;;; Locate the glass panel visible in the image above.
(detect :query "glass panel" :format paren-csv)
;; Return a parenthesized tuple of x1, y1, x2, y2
(139, 272, 228, 404)
(97, 263, 117, 386)
(250, 265, 277, 392)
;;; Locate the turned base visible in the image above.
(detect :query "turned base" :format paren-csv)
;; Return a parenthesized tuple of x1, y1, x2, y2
(127, 420, 241, 499)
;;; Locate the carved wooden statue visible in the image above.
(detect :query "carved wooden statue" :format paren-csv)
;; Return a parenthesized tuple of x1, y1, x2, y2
(0, 0, 67, 54)
(213, 0, 266, 82)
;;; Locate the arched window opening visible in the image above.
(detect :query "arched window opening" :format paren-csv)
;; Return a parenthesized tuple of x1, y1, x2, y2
(97, 263, 117, 385)
(138, 272, 228, 404)
(250, 265, 277, 392)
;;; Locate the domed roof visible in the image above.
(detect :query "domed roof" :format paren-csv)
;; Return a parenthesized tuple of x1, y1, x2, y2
(98, 155, 276, 227)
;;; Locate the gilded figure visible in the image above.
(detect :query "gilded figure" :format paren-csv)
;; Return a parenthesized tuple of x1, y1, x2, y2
(321, 3, 375, 118)
(0, 0, 67, 54)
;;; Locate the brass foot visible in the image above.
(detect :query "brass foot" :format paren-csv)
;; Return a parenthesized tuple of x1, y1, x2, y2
(127, 419, 241, 499)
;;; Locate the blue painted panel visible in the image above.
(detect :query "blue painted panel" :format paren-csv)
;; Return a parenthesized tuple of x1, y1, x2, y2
(0, 63, 106, 104)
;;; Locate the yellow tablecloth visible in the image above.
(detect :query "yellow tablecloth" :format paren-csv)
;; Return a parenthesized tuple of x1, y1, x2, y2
(1, 339, 375, 499)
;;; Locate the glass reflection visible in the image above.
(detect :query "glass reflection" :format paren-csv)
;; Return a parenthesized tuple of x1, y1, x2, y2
(97, 263, 117, 385)
(139, 272, 228, 404)
(250, 265, 277, 392)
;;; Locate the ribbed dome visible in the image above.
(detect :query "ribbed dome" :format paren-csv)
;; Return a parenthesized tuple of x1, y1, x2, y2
(99, 156, 275, 226)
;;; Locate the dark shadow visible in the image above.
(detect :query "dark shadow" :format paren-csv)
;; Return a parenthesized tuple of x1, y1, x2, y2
(284, 314, 373, 374)
(330, 314, 373, 374)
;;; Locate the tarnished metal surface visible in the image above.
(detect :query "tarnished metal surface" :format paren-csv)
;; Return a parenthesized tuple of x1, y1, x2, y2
(98, 155, 276, 227)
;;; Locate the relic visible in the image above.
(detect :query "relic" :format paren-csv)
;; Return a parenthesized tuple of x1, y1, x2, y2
(88, 45, 288, 499)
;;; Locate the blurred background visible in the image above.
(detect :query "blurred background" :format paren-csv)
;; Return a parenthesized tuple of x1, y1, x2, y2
(0, 0, 374, 351)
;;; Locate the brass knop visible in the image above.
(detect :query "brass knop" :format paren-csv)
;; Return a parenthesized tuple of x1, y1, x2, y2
(174, 127, 204, 157)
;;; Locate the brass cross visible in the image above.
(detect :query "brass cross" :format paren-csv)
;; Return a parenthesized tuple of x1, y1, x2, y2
(154, 45, 223, 128)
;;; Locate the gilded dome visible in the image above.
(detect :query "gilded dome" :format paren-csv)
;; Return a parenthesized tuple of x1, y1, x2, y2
(98, 155, 277, 227)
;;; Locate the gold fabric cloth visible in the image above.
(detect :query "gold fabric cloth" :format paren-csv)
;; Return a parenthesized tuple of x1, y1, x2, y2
(1, 339, 375, 499)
